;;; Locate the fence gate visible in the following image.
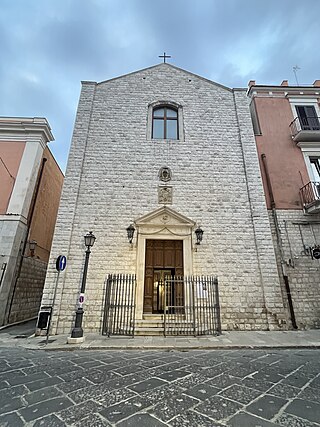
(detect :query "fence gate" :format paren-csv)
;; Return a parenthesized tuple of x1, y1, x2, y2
(164, 275, 221, 336)
(102, 274, 136, 336)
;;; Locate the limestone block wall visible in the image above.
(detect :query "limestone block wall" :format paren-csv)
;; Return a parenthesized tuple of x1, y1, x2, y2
(0, 218, 27, 325)
(233, 91, 285, 330)
(41, 64, 286, 334)
(8, 257, 47, 324)
(268, 210, 320, 329)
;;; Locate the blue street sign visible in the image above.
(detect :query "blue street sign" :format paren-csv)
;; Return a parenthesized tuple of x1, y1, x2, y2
(56, 255, 67, 272)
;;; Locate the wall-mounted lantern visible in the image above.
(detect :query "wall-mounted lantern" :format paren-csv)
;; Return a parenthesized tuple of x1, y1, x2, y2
(29, 240, 37, 257)
(126, 224, 135, 244)
(195, 227, 204, 245)
(311, 245, 320, 260)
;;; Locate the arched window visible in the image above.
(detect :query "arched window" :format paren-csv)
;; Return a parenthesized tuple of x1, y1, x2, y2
(152, 107, 178, 139)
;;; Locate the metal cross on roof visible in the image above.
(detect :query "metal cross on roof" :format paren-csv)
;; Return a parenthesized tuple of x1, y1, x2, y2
(159, 52, 171, 63)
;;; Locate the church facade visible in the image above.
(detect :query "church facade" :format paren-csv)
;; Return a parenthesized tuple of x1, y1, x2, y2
(41, 64, 288, 335)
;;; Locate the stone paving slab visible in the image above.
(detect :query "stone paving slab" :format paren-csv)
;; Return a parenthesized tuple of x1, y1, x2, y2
(0, 347, 320, 426)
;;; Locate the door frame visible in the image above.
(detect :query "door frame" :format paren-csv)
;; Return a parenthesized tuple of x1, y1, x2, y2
(134, 207, 195, 320)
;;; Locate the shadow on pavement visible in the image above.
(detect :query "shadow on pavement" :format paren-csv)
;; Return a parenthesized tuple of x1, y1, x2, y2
(0, 318, 37, 338)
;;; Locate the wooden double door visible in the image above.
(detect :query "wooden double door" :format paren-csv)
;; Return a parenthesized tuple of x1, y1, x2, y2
(144, 240, 183, 313)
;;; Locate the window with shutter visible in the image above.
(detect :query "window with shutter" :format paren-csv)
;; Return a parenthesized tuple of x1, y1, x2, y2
(296, 106, 320, 130)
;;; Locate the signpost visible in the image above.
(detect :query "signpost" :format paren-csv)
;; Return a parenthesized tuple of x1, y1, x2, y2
(79, 293, 85, 306)
(45, 255, 67, 344)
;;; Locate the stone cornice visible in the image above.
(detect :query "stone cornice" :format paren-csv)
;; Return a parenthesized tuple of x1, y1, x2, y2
(0, 117, 54, 149)
(247, 85, 320, 98)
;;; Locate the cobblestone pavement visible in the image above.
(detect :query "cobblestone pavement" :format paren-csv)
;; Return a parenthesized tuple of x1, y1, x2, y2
(0, 347, 319, 426)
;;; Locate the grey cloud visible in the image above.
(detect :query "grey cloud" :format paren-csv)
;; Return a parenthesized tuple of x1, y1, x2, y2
(1, 0, 319, 171)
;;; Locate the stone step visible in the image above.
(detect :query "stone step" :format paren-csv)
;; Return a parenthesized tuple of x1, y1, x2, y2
(134, 327, 201, 336)
(143, 314, 164, 320)
(134, 324, 198, 336)
(142, 314, 187, 321)
(134, 327, 165, 336)
(142, 314, 188, 320)
(137, 320, 194, 327)
(135, 315, 202, 336)
(135, 321, 164, 328)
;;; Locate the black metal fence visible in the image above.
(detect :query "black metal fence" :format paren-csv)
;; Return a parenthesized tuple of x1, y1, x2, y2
(102, 274, 136, 336)
(163, 275, 221, 336)
(102, 274, 221, 337)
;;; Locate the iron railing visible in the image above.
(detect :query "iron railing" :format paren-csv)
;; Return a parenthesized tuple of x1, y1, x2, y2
(103, 274, 221, 337)
(300, 181, 320, 207)
(290, 116, 320, 138)
(163, 275, 221, 336)
(102, 274, 136, 337)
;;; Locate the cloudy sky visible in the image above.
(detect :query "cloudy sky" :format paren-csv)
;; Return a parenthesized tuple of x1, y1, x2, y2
(1, 0, 320, 171)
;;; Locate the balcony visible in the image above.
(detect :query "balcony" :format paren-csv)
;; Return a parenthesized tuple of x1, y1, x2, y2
(300, 181, 320, 214)
(290, 116, 320, 144)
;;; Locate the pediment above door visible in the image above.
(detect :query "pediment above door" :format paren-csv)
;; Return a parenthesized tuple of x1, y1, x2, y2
(135, 206, 195, 229)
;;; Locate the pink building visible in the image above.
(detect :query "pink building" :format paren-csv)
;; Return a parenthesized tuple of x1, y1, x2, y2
(0, 117, 63, 326)
(248, 80, 320, 329)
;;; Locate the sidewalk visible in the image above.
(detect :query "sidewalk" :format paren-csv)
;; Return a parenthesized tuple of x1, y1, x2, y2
(1, 321, 320, 351)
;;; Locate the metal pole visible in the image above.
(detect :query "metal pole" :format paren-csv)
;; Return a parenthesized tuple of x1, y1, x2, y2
(46, 270, 60, 345)
(214, 277, 222, 335)
(131, 274, 137, 337)
(293, 65, 300, 86)
(102, 274, 111, 336)
(0, 263, 7, 290)
(191, 276, 196, 337)
(71, 247, 91, 338)
(164, 278, 167, 337)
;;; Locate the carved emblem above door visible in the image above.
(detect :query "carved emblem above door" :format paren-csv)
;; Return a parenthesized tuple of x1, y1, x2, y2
(158, 186, 173, 204)
(159, 166, 172, 182)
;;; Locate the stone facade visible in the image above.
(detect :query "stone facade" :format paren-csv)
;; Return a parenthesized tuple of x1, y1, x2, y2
(268, 210, 320, 329)
(41, 64, 286, 335)
(8, 257, 47, 324)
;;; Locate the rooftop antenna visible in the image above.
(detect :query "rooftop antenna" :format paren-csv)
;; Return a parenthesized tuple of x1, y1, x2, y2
(293, 65, 300, 85)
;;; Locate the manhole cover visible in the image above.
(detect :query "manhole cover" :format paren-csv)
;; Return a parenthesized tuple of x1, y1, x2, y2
(14, 335, 27, 339)
(39, 339, 56, 344)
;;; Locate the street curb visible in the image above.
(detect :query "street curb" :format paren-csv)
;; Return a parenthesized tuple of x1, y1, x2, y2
(21, 344, 320, 352)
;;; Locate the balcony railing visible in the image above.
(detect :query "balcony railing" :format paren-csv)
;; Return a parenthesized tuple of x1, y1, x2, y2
(300, 181, 320, 213)
(290, 116, 320, 143)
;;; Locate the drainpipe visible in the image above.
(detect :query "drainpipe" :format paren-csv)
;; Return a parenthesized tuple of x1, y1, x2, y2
(6, 158, 48, 323)
(261, 153, 297, 329)
(0, 263, 7, 291)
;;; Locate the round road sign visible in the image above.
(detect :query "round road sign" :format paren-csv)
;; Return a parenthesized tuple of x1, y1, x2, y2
(56, 255, 67, 271)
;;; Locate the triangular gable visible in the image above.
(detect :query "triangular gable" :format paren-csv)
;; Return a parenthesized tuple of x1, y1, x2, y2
(96, 63, 232, 92)
(135, 206, 195, 228)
